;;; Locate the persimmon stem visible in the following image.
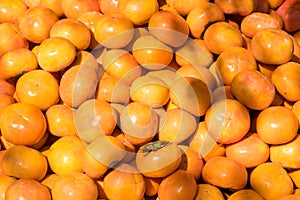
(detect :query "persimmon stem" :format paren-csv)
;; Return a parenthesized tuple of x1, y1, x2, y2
(140, 141, 171, 156)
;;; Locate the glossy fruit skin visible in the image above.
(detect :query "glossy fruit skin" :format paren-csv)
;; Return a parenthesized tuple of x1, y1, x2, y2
(15, 69, 60, 111)
(250, 28, 294, 65)
(61, 0, 100, 19)
(250, 162, 294, 200)
(5, 179, 51, 200)
(186, 2, 225, 39)
(205, 99, 250, 144)
(158, 170, 197, 200)
(225, 133, 270, 168)
(0, 48, 38, 80)
(228, 189, 264, 200)
(256, 106, 298, 145)
(276, 0, 300, 32)
(1, 145, 48, 181)
(51, 172, 98, 200)
(272, 62, 300, 102)
(19, 6, 59, 43)
(148, 10, 189, 47)
(94, 12, 134, 49)
(165, 0, 209, 16)
(214, 0, 257, 16)
(202, 156, 248, 190)
(0, 0, 27, 24)
(136, 141, 182, 178)
(103, 164, 146, 200)
(194, 183, 225, 200)
(0, 102, 47, 146)
(270, 134, 300, 168)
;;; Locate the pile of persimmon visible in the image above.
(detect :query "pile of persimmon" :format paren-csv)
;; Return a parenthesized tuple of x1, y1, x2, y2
(0, 0, 300, 200)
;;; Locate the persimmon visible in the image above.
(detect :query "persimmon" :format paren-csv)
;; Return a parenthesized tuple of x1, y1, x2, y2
(59, 64, 99, 108)
(0, 23, 29, 56)
(0, 93, 14, 119)
(0, 102, 47, 146)
(15, 69, 60, 111)
(40, 0, 64, 17)
(0, 79, 15, 96)
(0, 0, 27, 24)
(202, 156, 248, 190)
(0, 175, 17, 200)
(148, 10, 189, 47)
(212, 85, 235, 102)
(94, 12, 134, 49)
(37, 36, 77, 72)
(144, 177, 162, 197)
(158, 108, 197, 144)
(60, 0, 100, 19)
(132, 35, 173, 70)
(45, 104, 77, 137)
(99, 0, 119, 14)
(165, 0, 209, 16)
(19, 6, 59, 43)
(120, 101, 158, 145)
(82, 148, 108, 179)
(74, 99, 117, 143)
(205, 99, 250, 144)
(231, 69, 275, 110)
(241, 12, 282, 38)
(86, 135, 126, 167)
(51, 172, 98, 200)
(256, 106, 298, 144)
(289, 169, 300, 188)
(268, 0, 285, 8)
(136, 141, 182, 178)
(130, 75, 170, 108)
(228, 189, 264, 200)
(5, 179, 51, 200)
(194, 184, 225, 200)
(215, 47, 257, 85)
(118, 0, 159, 26)
(203, 22, 243, 55)
(270, 134, 300, 169)
(225, 133, 270, 168)
(251, 28, 294, 64)
(276, 0, 300, 32)
(101, 49, 141, 86)
(50, 18, 92, 51)
(41, 173, 60, 190)
(0, 48, 38, 80)
(170, 77, 212, 117)
(272, 61, 300, 102)
(47, 135, 85, 175)
(1, 145, 48, 181)
(95, 75, 130, 105)
(177, 145, 204, 181)
(292, 100, 300, 126)
(103, 164, 146, 200)
(145, 68, 179, 89)
(214, 0, 257, 16)
(250, 162, 294, 199)
(186, 2, 225, 39)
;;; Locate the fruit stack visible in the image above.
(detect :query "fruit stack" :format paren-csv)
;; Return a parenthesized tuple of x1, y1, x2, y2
(0, 0, 299, 200)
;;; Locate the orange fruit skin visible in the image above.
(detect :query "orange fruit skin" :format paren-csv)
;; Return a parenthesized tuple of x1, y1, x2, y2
(256, 106, 298, 145)
(61, 0, 100, 19)
(19, 6, 59, 43)
(250, 28, 294, 65)
(202, 156, 248, 190)
(214, 0, 257, 16)
(5, 179, 51, 200)
(0, 175, 17, 200)
(0, 0, 27, 24)
(51, 172, 98, 200)
(165, 0, 209, 16)
(0, 102, 47, 146)
(250, 162, 294, 200)
(1, 145, 48, 181)
(157, 170, 197, 200)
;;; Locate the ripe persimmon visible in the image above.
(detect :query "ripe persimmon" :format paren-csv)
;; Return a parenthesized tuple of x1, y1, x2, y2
(0, 102, 47, 146)
(15, 69, 60, 111)
(51, 172, 98, 200)
(194, 184, 225, 200)
(5, 179, 51, 200)
(165, 0, 209, 16)
(0, 0, 27, 24)
(40, 0, 64, 17)
(60, 0, 100, 19)
(228, 189, 264, 200)
(19, 6, 59, 43)
(0, 175, 17, 200)
(99, 0, 119, 14)
(1, 145, 48, 181)
(158, 170, 197, 200)
(214, 0, 257, 16)
(292, 100, 300, 126)
(0, 93, 14, 120)
(202, 156, 248, 190)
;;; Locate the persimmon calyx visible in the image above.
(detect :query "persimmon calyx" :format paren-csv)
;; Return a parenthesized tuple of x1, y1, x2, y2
(140, 140, 171, 156)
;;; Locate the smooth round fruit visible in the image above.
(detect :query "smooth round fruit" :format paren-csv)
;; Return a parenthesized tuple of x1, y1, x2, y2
(256, 106, 298, 144)
(158, 170, 197, 200)
(214, 0, 257, 16)
(251, 28, 294, 65)
(202, 156, 248, 190)
(250, 162, 294, 199)
(0, 0, 27, 24)
(228, 189, 264, 200)
(1, 145, 48, 181)
(0, 103, 47, 146)
(61, 0, 100, 19)
(194, 184, 225, 200)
